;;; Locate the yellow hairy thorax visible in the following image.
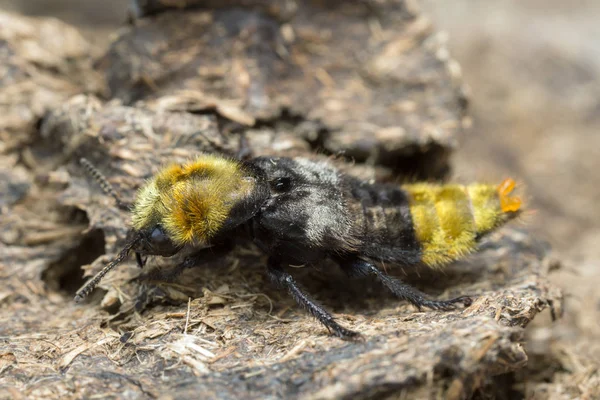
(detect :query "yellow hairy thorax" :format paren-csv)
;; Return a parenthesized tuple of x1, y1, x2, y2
(132, 155, 254, 245)
(403, 178, 522, 267)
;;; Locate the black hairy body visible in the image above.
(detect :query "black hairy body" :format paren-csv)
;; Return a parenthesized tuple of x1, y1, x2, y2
(245, 157, 470, 339)
(249, 158, 422, 267)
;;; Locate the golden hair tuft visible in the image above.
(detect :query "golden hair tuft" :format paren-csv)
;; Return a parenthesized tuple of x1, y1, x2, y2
(132, 155, 254, 245)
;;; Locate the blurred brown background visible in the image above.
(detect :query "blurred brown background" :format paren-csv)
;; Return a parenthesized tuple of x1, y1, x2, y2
(1, 0, 598, 394)
(0, 0, 126, 26)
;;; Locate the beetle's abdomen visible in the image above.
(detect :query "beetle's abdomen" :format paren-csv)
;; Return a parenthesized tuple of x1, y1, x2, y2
(402, 179, 522, 267)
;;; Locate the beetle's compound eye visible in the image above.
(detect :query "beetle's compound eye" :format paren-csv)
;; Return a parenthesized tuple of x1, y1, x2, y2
(271, 176, 292, 193)
(150, 226, 169, 244)
(139, 226, 180, 257)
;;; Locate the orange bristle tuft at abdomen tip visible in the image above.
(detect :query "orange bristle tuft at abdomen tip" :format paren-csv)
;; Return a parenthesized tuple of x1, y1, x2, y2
(497, 178, 522, 213)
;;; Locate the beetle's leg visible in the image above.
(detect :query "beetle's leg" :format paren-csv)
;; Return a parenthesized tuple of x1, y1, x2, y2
(135, 252, 147, 268)
(140, 240, 235, 283)
(339, 258, 472, 311)
(134, 243, 235, 311)
(267, 257, 362, 341)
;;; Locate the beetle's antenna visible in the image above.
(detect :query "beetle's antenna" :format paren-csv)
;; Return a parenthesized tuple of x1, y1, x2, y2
(74, 235, 140, 302)
(80, 158, 130, 210)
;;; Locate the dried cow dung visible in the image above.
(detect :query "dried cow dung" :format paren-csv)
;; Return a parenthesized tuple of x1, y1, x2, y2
(0, 2, 562, 400)
(106, 0, 467, 177)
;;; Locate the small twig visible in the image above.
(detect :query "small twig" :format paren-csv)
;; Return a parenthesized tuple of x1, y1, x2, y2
(184, 297, 191, 334)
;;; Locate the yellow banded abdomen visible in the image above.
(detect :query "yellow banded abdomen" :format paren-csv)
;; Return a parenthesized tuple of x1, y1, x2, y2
(402, 179, 522, 268)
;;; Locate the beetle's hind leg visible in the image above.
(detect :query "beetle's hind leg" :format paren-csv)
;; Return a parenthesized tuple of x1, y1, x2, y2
(267, 258, 362, 341)
(339, 258, 472, 311)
